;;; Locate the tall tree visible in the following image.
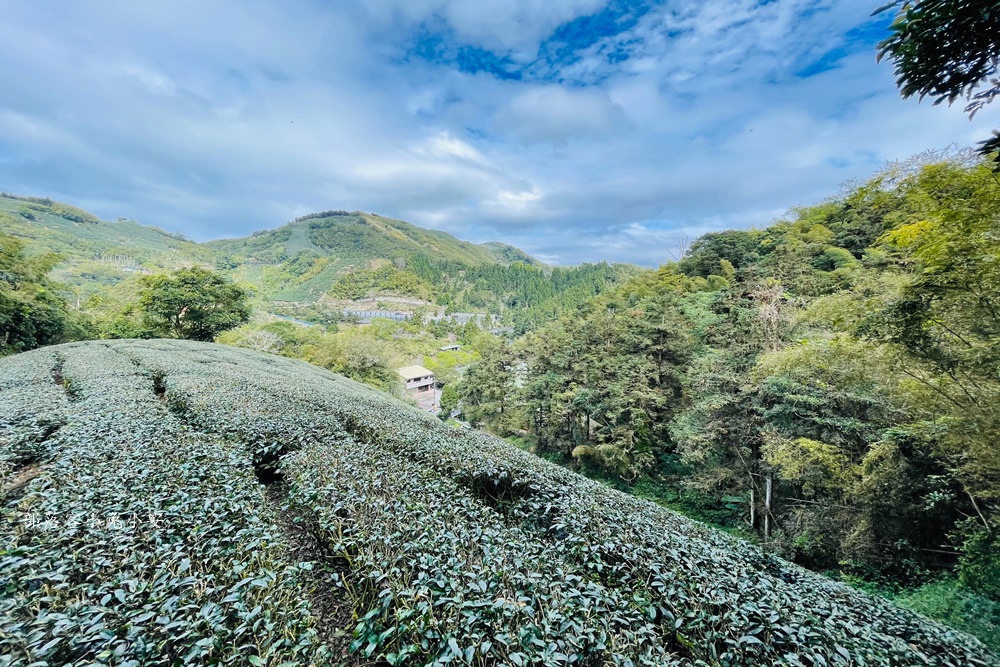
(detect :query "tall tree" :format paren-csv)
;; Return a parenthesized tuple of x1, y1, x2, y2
(459, 337, 516, 431)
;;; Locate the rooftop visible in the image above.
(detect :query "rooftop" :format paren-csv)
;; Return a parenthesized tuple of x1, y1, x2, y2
(397, 365, 434, 381)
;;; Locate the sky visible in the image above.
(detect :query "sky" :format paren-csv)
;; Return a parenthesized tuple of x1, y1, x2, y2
(0, 1, 997, 266)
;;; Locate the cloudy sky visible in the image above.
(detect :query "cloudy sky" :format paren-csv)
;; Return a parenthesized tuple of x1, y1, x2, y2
(1, 1, 997, 266)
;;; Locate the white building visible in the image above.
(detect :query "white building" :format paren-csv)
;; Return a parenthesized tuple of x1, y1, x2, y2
(397, 365, 435, 393)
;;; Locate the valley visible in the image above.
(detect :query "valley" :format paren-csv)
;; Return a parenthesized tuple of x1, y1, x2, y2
(2, 155, 1000, 660)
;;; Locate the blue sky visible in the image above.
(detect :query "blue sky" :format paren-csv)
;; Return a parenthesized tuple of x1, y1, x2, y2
(0, 0, 997, 265)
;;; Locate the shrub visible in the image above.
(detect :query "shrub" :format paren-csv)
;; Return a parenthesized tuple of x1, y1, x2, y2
(1, 340, 995, 666)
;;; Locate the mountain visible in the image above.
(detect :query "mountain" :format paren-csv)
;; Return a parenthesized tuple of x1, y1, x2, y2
(0, 194, 637, 330)
(204, 210, 546, 303)
(0, 194, 212, 298)
(205, 210, 541, 268)
(0, 194, 543, 304)
(2, 338, 992, 666)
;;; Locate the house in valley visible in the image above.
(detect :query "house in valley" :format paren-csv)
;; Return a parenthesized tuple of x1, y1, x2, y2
(397, 365, 435, 393)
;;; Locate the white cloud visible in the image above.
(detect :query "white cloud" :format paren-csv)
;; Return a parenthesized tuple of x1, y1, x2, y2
(0, 0, 997, 266)
(494, 85, 631, 144)
(113, 64, 179, 97)
(358, 0, 607, 56)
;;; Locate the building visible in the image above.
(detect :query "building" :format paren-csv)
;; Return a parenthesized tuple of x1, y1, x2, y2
(397, 365, 435, 393)
(343, 309, 411, 322)
(440, 344, 460, 352)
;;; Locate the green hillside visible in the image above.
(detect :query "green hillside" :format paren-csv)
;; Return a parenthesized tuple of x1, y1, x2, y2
(0, 195, 634, 329)
(0, 194, 212, 300)
(480, 241, 541, 265)
(0, 196, 556, 305)
(206, 212, 530, 267)
(1, 339, 994, 666)
(204, 212, 548, 303)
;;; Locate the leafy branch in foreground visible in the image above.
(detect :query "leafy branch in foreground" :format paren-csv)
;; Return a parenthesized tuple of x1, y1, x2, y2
(875, 0, 1000, 166)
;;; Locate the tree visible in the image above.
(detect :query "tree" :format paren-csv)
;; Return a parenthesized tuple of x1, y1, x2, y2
(239, 329, 284, 354)
(459, 337, 516, 431)
(0, 234, 81, 354)
(439, 384, 459, 419)
(138, 267, 252, 341)
(875, 0, 1000, 165)
(336, 334, 395, 387)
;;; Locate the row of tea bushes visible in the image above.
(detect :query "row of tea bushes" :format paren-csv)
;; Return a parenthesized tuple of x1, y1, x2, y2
(120, 340, 996, 666)
(286, 437, 678, 666)
(0, 349, 70, 484)
(2, 339, 996, 666)
(0, 342, 329, 666)
(115, 343, 679, 663)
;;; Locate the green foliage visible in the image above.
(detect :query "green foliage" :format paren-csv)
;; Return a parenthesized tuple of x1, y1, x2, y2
(0, 234, 81, 354)
(4, 339, 992, 665)
(875, 0, 1000, 165)
(762, 436, 857, 499)
(895, 579, 1000, 651)
(137, 267, 252, 341)
(677, 230, 765, 278)
(458, 155, 1000, 638)
(328, 262, 432, 300)
(438, 383, 459, 418)
(954, 519, 1000, 601)
(459, 337, 517, 431)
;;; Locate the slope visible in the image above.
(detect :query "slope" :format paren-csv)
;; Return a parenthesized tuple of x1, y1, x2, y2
(0, 194, 198, 259)
(0, 194, 212, 299)
(0, 195, 549, 306)
(205, 211, 539, 269)
(1, 339, 994, 666)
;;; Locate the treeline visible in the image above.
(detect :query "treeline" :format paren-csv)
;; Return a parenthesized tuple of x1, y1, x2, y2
(409, 256, 637, 332)
(0, 235, 87, 354)
(292, 209, 352, 223)
(458, 155, 1000, 644)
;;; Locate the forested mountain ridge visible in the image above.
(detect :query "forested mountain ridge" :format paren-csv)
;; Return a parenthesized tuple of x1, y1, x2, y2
(0, 196, 540, 300)
(458, 154, 1000, 647)
(204, 211, 541, 269)
(0, 194, 637, 330)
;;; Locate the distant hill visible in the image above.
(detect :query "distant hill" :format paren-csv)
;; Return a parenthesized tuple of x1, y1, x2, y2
(0, 194, 213, 299)
(205, 211, 540, 268)
(480, 240, 541, 265)
(2, 338, 992, 666)
(0, 195, 544, 304)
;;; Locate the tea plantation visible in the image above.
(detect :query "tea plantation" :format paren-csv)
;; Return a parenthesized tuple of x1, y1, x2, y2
(1, 340, 995, 666)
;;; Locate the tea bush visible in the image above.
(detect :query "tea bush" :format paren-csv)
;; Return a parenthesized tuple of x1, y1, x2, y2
(1, 340, 995, 666)
(1, 343, 326, 666)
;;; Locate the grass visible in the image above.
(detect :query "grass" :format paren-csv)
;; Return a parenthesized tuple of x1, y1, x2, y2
(895, 579, 1000, 652)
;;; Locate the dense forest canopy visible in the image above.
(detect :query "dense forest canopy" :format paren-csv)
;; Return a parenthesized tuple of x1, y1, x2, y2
(458, 153, 1000, 645)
